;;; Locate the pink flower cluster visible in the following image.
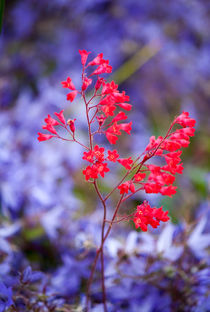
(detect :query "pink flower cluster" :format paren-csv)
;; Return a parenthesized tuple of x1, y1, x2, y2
(38, 50, 196, 232)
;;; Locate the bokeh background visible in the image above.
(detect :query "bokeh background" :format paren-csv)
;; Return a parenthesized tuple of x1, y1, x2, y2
(0, 1, 210, 311)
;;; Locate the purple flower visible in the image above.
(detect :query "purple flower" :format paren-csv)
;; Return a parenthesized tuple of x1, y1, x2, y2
(21, 266, 43, 284)
(0, 282, 13, 312)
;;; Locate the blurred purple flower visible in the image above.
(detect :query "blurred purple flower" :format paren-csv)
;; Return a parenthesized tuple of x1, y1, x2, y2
(0, 282, 13, 312)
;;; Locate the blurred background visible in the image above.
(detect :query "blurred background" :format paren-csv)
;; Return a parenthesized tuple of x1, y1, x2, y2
(0, 1, 210, 311)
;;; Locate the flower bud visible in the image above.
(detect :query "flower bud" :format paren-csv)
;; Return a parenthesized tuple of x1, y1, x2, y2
(67, 118, 76, 133)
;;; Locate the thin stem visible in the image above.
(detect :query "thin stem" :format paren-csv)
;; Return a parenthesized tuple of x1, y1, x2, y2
(90, 107, 99, 124)
(74, 138, 89, 150)
(58, 124, 89, 150)
(104, 156, 141, 202)
(85, 195, 124, 311)
(122, 186, 144, 203)
(93, 181, 108, 312)
(57, 135, 74, 142)
(85, 249, 101, 311)
(82, 68, 93, 150)
(134, 121, 175, 175)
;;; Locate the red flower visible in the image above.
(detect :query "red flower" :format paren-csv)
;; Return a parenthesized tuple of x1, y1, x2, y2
(95, 162, 110, 178)
(117, 103, 132, 111)
(96, 115, 106, 127)
(99, 95, 114, 106)
(119, 122, 132, 135)
(93, 145, 105, 162)
(102, 81, 118, 95)
(79, 49, 91, 66)
(83, 165, 98, 181)
(88, 53, 105, 66)
(67, 90, 78, 102)
(37, 133, 54, 142)
(54, 110, 66, 125)
(83, 145, 105, 164)
(61, 77, 76, 90)
(106, 122, 121, 136)
(111, 111, 128, 123)
(101, 104, 116, 117)
(117, 157, 133, 170)
(90, 63, 112, 76)
(67, 118, 76, 133)
(162, 163, 184, 175)
(160, 185, 177, 197)
(153, 207, 170, 222)
(180, 127, 195, 137)
(134, 172, 146, 182)
(118, 181, 135, 194)
(44, 114, 60, 126)
(106, 132, 118, 145)
(175, 111, 196, 128)
(42, 124, 57, 135)
(118, 182, 130, 194)
(95, 77, 105, 91)
(133, 201, 169, 231)
(129, 181, 135, 193)
(82, 77, 92, 91)
(112, 91, 129, 103)
(107, 150, 119, 162)
(164, 151, 182, 167)
(161, 173, 175, 185)
(83, 150, 94, 163)
(161, 139, 181, 152)
(144, 183, 161, 194)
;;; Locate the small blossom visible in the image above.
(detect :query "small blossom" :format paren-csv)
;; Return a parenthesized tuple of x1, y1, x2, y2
(106, 132, 118, 144)
(90, 63, 112, 76)
(42, 124, 57, 135)
(160, 185, 177, 197)
(61, 77, 76, 90)
(95, 162, 109, 178)
(101, 104, 116, 117)
(102, 81, 118, 94)
(119, 122, 132, 135)
(67, 118, 76, 133)
(112, 91, 130, 103)
(144, 183, 161, 194)
(82, 77, 92, 91)
(175, 111, 196, 128)
(134, 172, 146, 182)
(38, 133, 54, 142)
(93, 145, 105, 162)
(54, 110, 66, 124)
(107, 150, 119, 162)
(111, 111, 128, 123)
(96, 114, 106, 127)
(67, 90, 78, 102)
(133, 201, 169, 231)
(79, 49, 91, 66)
(117, 102, 132, 111)
(83, 165, 98, 181)
(118, 181, 135, 194)
(87, 53, 104, 66)
(106, 122, 121, 136)
(118, 182, 130, 194)
(83, 150, 94, 163)
(44, 114, 60, 126)
(95, 77, 105, 91)
(118, 157, 133, 170)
